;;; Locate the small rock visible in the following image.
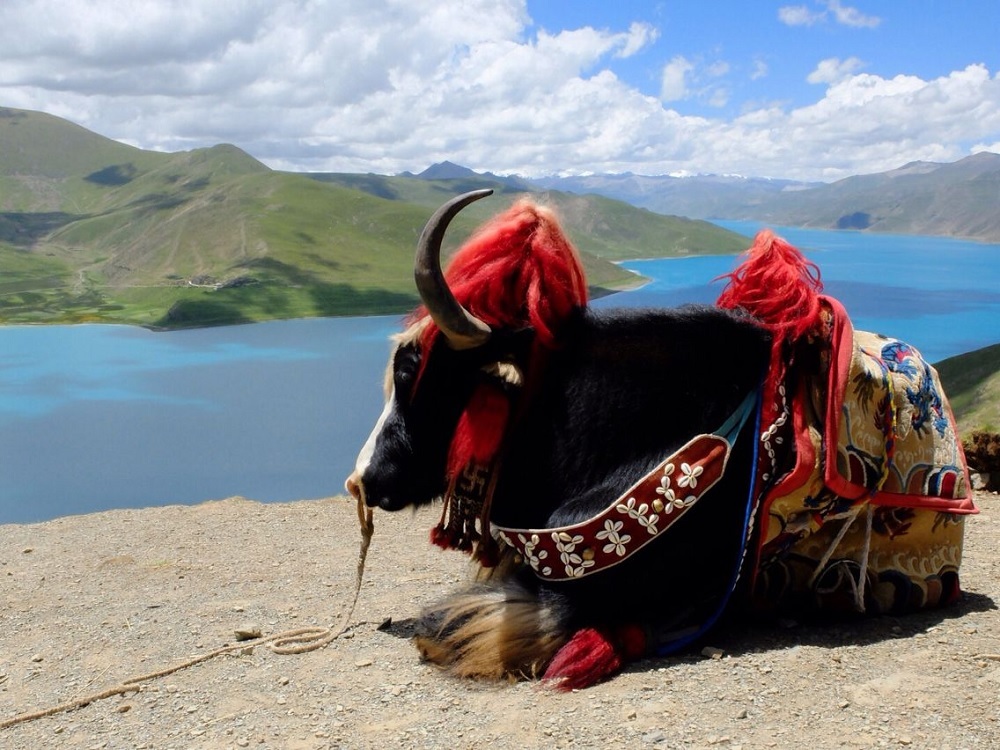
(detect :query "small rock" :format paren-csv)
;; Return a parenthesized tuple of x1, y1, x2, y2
(354, 658, 373, 667)
(116, 704, 132, 713)
(736, 708, 748, 719)
(22, 548, 33, 554)
(234, 625, 263, 641)
(31, 654, 44, 663)
(278, 676, 290, 686)
(701, 646, 725, 660)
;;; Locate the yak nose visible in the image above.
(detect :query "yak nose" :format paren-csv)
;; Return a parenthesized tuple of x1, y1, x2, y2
(345, 472, 363, 502)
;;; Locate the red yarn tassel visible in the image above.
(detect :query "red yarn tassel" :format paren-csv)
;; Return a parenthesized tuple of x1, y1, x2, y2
(716, 229, 823, 341)
(446, 383, 511, 478)
(543, 628, 621, 690)
(717, 230, 825, 422)
(542, 624, 647, 690)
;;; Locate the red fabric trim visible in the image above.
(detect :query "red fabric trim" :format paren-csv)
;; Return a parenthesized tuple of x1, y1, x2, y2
(819, 296, 867, 502)
(819, 297, 975, 513)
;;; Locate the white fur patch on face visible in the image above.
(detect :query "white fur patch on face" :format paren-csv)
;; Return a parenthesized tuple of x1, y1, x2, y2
(354, 386, 396, 478)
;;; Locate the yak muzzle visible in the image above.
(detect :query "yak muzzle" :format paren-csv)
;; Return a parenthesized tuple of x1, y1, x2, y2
(344, 472, 363, 503)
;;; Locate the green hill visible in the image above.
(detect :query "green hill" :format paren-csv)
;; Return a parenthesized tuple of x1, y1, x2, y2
(0, 107, 750, 329)
(936, 342, 1000, 434)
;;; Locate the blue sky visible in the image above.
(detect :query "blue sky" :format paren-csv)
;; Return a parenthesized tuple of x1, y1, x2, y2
(528, 1, 1000, 118)
(1, 1, 998, 181)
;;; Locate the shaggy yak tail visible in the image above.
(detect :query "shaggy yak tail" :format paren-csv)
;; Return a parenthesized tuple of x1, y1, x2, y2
(414, 580, 568, 682)
(414, 580, 646, 689)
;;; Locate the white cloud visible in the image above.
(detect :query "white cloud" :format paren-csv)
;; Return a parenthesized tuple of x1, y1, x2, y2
(826, 0, 881, 28)
(778, 5, 825, 26)
(750, 58, 769, 81)
(660, 56, 695, 102)
(779, 1, 880, 29)
(707, 61, 731, 78)
(707, 87, 731, 108)
(716, 64, 1000, 180)
(807, 57, 866, 84)
(617, 22, 659, 58)
(659, 57, 731, 107)
(0, 1, 997, 182)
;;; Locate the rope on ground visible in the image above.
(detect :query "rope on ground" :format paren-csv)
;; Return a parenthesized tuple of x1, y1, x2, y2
(1, 500, 375, 732)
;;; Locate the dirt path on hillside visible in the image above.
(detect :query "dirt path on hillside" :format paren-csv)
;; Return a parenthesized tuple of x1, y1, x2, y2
(1, 492, 998, 749)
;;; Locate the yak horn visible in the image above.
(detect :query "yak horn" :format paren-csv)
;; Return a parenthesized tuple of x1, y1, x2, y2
(414, 189, 493, 349)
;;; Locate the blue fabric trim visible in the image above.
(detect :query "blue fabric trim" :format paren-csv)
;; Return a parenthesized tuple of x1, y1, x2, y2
(715, 387, 759, 444)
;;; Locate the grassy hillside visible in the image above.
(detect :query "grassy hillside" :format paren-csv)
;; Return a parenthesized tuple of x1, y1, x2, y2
(0, 107, 750, 329)
(936, 342, 1000, 434)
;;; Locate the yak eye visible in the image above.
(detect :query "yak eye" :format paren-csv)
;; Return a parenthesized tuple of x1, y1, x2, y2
(393, 346, 421, 394)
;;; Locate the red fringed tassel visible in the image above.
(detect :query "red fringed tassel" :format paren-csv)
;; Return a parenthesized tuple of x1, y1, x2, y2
(446, 383, 511, 478)
(542, 624, 647, 690)
(543, 628, 620, 690)
(716, 229, 825, 422)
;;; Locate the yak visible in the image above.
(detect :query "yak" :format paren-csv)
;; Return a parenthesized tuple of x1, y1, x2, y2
(345, 189, 975, 689)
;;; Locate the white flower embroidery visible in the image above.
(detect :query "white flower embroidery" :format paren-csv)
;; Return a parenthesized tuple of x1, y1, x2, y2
(660, 488, 700, 514)
(677, 462, 704, 489)
(655, 463, 676, 504)
(519, 533, 550, 574)
(595, 519, 631, 556)
(498, 531, 551, 576)
(552, 531, 595, 578)
(616, 496, 660, 535)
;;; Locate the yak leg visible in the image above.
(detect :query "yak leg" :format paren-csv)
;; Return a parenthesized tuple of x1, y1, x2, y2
(414, 580, 569, 681)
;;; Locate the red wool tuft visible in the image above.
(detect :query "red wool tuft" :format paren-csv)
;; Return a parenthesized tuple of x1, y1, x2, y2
(716, 229, 823, 341)
(716, 230, 825, 421)
(542, 628, 622, 691)
(417, 198, 589, 351)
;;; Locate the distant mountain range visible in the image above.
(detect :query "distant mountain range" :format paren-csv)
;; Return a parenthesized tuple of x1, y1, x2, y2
(0, 107, 746, 328)
(393, 153, 1000, 243)
(532, 153, 1000, 243)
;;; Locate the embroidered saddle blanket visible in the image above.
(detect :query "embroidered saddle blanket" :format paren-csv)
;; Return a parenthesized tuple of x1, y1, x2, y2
(752, 296, 976, 615)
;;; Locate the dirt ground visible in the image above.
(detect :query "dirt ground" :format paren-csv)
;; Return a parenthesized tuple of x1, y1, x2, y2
(1, 491, 997, 749)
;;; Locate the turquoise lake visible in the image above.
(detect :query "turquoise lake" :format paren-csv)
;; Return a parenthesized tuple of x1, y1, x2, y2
(2, 224, 999, 524)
